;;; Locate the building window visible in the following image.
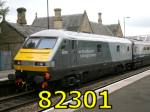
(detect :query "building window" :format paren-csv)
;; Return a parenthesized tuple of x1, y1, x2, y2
(97, 44, 102, 52)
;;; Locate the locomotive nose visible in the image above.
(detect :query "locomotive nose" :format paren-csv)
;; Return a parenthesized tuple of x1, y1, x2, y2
(14, 49, 52, 62)
(14, 49, 53, 72)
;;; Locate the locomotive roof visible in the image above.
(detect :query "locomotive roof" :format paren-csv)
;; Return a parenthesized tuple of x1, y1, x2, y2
(31, 29, 131, 44)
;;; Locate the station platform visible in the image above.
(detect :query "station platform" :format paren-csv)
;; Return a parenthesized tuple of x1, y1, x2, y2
(0, 69, 14, 81)
(45, 69, 150, 112)
(75, 70, 150, 112)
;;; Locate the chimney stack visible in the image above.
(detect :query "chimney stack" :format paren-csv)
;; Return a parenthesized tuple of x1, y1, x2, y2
(54, 8, 62, 29)
(98, 13, 102, 24)
(17, 7, 27, 25)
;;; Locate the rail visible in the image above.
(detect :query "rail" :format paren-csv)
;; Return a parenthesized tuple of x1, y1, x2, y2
(0, 90, 37, 112)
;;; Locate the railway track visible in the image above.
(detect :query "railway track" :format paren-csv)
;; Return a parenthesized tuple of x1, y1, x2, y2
(40, 66, 150, 111)
(1, 66, 150, 112)
(0, 90, 37, 112)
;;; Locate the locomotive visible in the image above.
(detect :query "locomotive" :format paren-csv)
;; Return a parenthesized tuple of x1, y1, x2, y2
(8, 29, 150, 90)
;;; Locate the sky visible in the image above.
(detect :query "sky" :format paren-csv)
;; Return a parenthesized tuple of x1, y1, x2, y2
(2, 0, 150, 36)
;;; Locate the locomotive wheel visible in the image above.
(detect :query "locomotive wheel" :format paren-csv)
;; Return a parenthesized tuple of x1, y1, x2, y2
(61, 74, 82, 88)
(75, 74, 82, 87)
(125, 63, 132, 71)
(114, 65, 124, 74)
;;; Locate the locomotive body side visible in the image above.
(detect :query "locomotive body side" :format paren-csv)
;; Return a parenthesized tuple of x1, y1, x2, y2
(11, 29, 133, 89)
(49, 31, 133, 86)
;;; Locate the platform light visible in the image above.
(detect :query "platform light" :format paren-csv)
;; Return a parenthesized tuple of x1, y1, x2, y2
(47, 0, 50, 29)
(124, 17, 131, 38)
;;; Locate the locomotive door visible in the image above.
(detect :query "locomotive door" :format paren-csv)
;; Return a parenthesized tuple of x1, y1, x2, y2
(60, 39, 71, 68)
(70, 40, 77, 66)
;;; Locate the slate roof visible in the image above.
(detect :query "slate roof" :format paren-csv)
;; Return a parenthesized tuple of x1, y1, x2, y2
(105, 24, 119, 36)
(32, 14, 83, 31)
(32, 13, 115, 36)
(90, 22, 114, 36)
(5, 21, 46, 37)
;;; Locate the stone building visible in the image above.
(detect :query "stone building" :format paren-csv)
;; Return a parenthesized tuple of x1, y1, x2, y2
(105, 21, 123, 37)
(32, 8, 123, 37)
(0, 7, 45, 70)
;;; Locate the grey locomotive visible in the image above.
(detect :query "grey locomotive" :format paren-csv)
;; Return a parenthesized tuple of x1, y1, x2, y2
(10, 29, 150, 89)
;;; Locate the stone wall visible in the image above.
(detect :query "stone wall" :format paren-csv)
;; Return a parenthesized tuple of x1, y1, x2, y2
(79, 12, 93, 33)
(116, 25, 123, 37)
(0, 21, 24, 60)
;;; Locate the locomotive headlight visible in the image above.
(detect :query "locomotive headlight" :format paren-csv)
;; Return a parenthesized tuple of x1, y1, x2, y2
(14, 60, 21, 65)
(35, 62, 45, 66)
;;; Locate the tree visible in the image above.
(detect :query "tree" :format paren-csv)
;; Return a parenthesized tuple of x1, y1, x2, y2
(0, 0, 9, 20)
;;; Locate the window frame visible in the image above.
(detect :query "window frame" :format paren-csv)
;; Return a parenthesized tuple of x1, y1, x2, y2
(23, 37, 57, 49)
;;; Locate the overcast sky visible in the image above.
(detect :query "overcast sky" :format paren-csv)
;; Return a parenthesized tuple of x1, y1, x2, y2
(3, 0, 150, 36)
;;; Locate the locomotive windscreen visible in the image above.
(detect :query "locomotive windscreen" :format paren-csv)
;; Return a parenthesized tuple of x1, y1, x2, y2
(23, 37, 57, 49)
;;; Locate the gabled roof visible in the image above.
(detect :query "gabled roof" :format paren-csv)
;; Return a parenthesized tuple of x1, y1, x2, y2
(90, 22, 114, 36)
(32, 12, 123, 37)
(5, 21, 46, 37)
(32, 13, 114, 36)
(32, 14, 83, 31)
(105, 24, 119, 36)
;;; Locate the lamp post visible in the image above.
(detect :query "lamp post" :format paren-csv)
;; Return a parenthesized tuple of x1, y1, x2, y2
(124, 17, 130, 37)
(0, 15, 2, 22)
(47, 0, 50, 29)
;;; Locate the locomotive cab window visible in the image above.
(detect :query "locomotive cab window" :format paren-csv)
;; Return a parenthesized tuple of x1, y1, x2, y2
(23, 37, 57, 49)
(38, 38, 57, 49)
(23, 38, 40, 48)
